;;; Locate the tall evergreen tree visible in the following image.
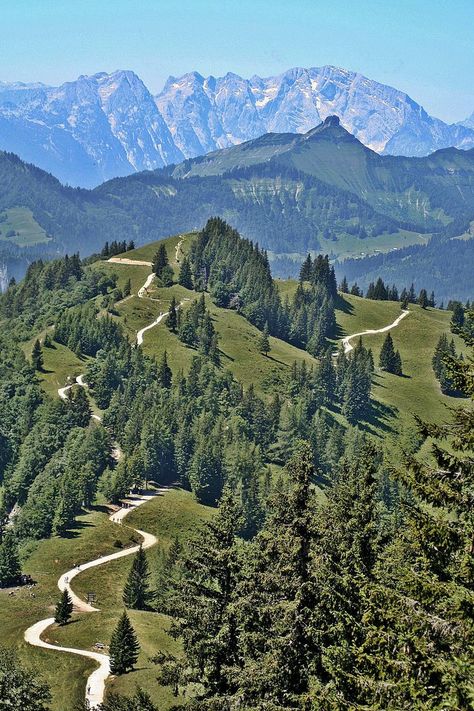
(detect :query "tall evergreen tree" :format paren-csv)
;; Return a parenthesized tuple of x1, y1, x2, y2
(167, 296, 178, 332)
(0, 647, 51, 711)
(54, 588, 73, 625)
(157, 351, 172, 389)
(257, 322, 270, 356)
(152, 244, 169, 278)
(123, 546, 152, 610)
(109, 611, 140, 674)
(168, 488, 243, 698)
(178, 256, 193, 290)
(379, 331, 403, 374)
(31, 339, 43, 371)
(0, 531, 21, 587)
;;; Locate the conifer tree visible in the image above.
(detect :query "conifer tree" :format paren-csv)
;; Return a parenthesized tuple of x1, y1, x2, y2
(31, 339, 43, 371)
(0, 647, 51, 710)
(109, 611, 140, 675)
(178, 256, 193, 290)
(418, 288, 429, 309)
(379, 332, 402, 374)
(123, 545, 152, 610)
(157, 351, 172, 389)
(0, 531, 21, 587)
(299, 254, 312, 281)
(152, 244, 169, 278)
(167, 296, 178, 332)
(54, 588, 73, 625)
(123, 278, 131, 297)
(257, 322, 270, 356)
(168, 488, 243, 697)
(340, 276, 349, 293)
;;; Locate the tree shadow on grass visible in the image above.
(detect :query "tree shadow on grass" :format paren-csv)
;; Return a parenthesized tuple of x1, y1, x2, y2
(356, 399, 398, 437)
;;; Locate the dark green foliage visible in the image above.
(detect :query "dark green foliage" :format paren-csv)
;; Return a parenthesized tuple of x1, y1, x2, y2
(0, 531, 22, 586)
(167, 296, 178, 332)
(152, 244, 169, 278)
(418, 287, 429, 308)
(168, 488, 242, 697)
(379, 331, 403, 375)
(432, 333, 460, 393)
(109, 611, 140, 675)
(91, 688, 158, 711)
(341, 338, 373, 422)
(178, 256, 193, 289)
(177, 295, 219, 363)
(256, 322, 270, 356)
(123, 546, 152, 610)
(0, 646, 51, 710)
(31, 339, 43, 371)
(54, 588, 73, 625)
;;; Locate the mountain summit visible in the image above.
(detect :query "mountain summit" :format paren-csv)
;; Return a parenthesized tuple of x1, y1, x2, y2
(1, 65, 474, 187)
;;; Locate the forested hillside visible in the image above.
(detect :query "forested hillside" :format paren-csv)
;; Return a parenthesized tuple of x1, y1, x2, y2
(0, 220, 472, 710)
(1, 116, 474, 298)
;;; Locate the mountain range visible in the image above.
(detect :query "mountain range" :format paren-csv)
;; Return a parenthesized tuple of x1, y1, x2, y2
(0, 65, 473, 187)
(1, 116, 473, 298)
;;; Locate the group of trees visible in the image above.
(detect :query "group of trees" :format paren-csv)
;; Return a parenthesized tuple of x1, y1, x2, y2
(189, 219, 337, 356)
(173, 293, 219, 363)
(159, 336, 474, 708)
(100, 240, 135, 258)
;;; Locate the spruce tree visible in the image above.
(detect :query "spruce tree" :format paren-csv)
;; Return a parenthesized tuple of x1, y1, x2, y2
(340, 276, 349, 293)
(257, 322, 270, 356)
(31, 339, 43, 371)
(109, 611, 140, 674)
(178, 257, 193, 290)
(123, 546, 152, 610)
(0, 531, 21, 587)
(54, 588, 73, 625)
(167, 296, 178, 332)
(299, 254, 312, 281)
(169, 488, 242, 697)
(157, 351, 172, 389)
(152, 244, 169, 278)
(418, 288, 429, 309)
(123, 278, 131, 297)
(379, 332, 402, 374)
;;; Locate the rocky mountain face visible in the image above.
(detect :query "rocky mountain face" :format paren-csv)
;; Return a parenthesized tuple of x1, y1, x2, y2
(0, 71, 183, 187)
(156, 65, 474, 159)
(461, 111, 474, 130)
(0, 65, 473, 187)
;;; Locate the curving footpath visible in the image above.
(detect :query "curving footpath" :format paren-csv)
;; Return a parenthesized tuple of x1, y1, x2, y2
(341, 309, 410, 354)
(24, 492, 160, 708)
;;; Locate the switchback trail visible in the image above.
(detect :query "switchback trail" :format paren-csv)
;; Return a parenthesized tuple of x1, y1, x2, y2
(24, 492, 161, 708)
(341, 309, 410, 354)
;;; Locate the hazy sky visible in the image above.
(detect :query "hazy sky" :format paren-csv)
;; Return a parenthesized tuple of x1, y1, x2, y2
(2, 0, 473, 122)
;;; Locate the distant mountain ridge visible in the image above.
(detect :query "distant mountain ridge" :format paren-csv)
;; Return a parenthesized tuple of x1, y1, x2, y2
(0, 65, 474, 186)
(1, 116, 473, 299)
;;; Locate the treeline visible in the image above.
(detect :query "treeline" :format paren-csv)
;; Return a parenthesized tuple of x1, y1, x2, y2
(100, 239, 135, 258)
(340, 274, 436, 307)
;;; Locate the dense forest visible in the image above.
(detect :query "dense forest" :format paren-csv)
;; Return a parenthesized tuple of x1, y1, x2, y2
(0, 219, 472, 710)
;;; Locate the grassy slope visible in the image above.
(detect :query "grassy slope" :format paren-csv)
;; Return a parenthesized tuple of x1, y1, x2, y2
(0, 207, 50, 246)
(1, 489, 211, 710)
(335, 293, 467, 434)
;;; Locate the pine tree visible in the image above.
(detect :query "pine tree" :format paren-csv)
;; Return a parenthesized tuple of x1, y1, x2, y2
(340, 276, 349, 293)
(418, 288, 429, 309)
(123, 278, 131, 297)
(31, 339, 43, 371)
(168, 488, 243, 697)
(178, 257, 193, 289)
(152, 244, 169, 278)
(157, 351, 172, 389)
(54, 588, 73, 625)
(379, 332, 402, 374)
(167, 296, 178, 332)
(257, 322, 270, 356)
(299, 254, 312, 281)
(0, 647, 51, 710)
(123, 546, 152, 610)
(0, 531, 21, 587)
(109, 611, 140, 674)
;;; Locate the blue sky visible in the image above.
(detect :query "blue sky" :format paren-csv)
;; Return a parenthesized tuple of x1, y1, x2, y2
(2, 0, 473, 122)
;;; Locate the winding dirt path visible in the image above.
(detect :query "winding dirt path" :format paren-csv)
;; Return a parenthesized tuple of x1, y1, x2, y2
(24, 492, 160, 708)
(26, 252, 190, 707)
(341, 309, 410, 354)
